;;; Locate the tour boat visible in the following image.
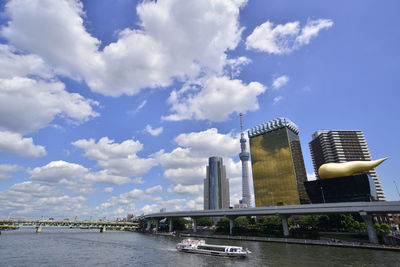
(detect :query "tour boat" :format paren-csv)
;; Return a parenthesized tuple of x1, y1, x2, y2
(176, 239, 251, 258)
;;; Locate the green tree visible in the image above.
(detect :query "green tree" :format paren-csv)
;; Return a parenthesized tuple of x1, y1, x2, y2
(172, 218, 187, 231)
(373, 223, 381, 232)
(234, 216, 248, 227)
(216, 218, 230, 230)
(380, 223, 391, 233)
(197, 217, 212, 226)
(297, 215, 318, 229)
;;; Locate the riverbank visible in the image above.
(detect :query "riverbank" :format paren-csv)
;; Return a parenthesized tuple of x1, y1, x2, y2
(175, 232, 400, 252)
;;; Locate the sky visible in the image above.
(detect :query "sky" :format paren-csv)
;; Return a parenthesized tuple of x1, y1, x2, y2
(0, 0, 399, 220)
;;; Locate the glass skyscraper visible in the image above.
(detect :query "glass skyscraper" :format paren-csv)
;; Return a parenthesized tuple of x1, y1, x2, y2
(204, 156, 230, 210)
(248, 118, 309, 207)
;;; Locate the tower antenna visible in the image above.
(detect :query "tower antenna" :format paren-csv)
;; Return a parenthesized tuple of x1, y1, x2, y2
(240, 113, 244, 133)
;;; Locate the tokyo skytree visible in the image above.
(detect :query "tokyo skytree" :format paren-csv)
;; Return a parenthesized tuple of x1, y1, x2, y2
(239, 113, 251, 207)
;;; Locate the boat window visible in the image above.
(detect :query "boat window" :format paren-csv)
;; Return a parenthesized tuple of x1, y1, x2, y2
(229, 248, 237, 252)
(197, 245, 226, 252)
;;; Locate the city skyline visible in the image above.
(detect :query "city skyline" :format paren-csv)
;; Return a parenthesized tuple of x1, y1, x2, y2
(0, 0, 399, 219)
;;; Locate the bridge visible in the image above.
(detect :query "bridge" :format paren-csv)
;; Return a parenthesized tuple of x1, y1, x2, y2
(0, 219, 139, 233)
(141, 201, 400, 244)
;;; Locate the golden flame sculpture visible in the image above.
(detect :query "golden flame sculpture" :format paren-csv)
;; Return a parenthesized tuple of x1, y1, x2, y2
(318, 158, 388, 179)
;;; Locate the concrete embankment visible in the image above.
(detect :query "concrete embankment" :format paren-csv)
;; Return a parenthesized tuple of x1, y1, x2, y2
(178, 233, 400, 252)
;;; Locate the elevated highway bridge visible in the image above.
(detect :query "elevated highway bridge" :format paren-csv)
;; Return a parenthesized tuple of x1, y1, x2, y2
(141, 201, 400, 244)
(0, 219, 138, 233)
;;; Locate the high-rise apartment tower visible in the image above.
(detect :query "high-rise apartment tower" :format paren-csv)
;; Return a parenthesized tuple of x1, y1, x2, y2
(248, 117, 310, 207)
(239, 113, 252, 207)
(204, 156, 230, 210)
(309, 130, 386, 200)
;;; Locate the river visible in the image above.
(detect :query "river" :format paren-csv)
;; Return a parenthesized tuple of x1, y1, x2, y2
(0, 228, 399, 266)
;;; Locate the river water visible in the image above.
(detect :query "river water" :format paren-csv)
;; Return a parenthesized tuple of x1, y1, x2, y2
(0, 228, 399, 266)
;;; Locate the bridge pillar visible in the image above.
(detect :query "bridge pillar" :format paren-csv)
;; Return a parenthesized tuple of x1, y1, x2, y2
(280, 215, 290, 237)
(169, 218, 173, 232)
(227, 217, 236, 235)
(156, 219, 159, 232)
(146, 220, 151, 231)
(360, 212, 378, 244)
(192, 218, 197, 233)
(100, 226, 106, 233)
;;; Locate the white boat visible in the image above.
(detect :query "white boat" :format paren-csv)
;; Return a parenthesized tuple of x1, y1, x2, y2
(176, 239, 251, 258)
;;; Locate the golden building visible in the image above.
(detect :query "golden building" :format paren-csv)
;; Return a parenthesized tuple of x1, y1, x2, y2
(248, 118, 309, 207)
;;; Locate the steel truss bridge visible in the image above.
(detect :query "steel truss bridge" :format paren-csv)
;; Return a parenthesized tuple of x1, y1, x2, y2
(0, 219, 139, 233)
(141, 201, 400, 244)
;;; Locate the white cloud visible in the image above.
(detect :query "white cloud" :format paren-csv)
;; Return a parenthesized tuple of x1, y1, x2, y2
(145, 125, 163, 136)
(28, 161, 134, 193)
(140, 196, 204, 214)
(272, 75, 289, 89)
(226, 56, 252, 78)
(127, 100, 147, 115)
(1, 0, 247, 97)
(146, 185, 163, 194)
(0, 131, 46, 158)
(246, 19, 333, 54)
(273, 96, 283, 105)
(157, 128, 241, 185)
(96, 187, 161, 212)
(307, 173, 317, 181)
(163, 75, 266, 122)
(0, 77, 99, 135)
(103, 187, 114, 194)
(1, 0, 101, 80)
(0, 181, 89, 218)
(0, 164, 23, 180)
(0, 44, 52, 79)
(72, 137, 157, 178)
(167, 184, 203, 196)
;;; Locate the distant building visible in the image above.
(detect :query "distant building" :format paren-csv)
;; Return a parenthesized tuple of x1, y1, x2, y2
(309, 130, 386, 200)
(126, 214, 138, 222)
(204, 156, 230, 210)
(248, 117, 309, 207)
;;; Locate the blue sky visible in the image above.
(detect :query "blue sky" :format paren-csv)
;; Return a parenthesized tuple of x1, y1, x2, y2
(0, 0, 399, 219)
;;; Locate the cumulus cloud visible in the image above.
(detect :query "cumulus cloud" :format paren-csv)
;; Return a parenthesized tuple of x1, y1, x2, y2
(0, 164, 23, 180)
(145, 125, 163, 136)
(163, 76, 266, 122)
(272, 75, 289, 89)
(140, 196, 204, 214)
(0, 77, 99, 135)
(0, 44, 52, 79)
(246, 19, 333, 54)
(28, 160, 134, 194)
(167, 184, 203, 196)
(1, 0, 101, 80)
(96, 186, 164, 216)
(146, 185, 162, 194)
(0, 131, 46, 158)
(0, 181, 89, 218)
(103, 187, 114, 194)
(72, 137, 157, 178)
(226, 56, 252, 78)
(157, 128, 241, 186)
(1, 0, 247, 97)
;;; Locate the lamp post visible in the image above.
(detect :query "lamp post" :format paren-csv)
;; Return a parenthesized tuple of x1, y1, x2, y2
(320, 187, 326, 203)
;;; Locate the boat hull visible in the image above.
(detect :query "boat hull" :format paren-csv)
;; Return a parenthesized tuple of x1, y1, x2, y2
(177, 247, 247, 258)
